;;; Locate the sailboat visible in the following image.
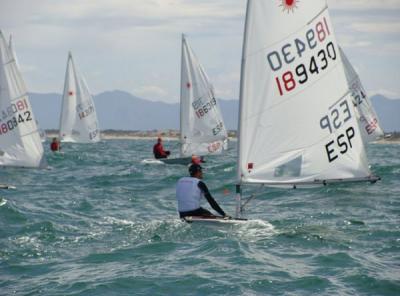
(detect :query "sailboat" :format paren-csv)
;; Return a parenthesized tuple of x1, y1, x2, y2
(9, 35, 47, 143)
(232, 0, 380, 218)
(157, 35, 228, 165)
(340, 48, 384, 143)
(59, 52, 100, 143)
(0, 31, 46, 168)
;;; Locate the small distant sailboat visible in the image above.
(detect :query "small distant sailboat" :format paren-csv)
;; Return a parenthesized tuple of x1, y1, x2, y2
(37, 121, 47, 142)
(232, 0, 380, 218)
(0, 31, 46, 168)
(180, 35, 228, 156)
(158, 35, 228, 165)
(59, 52, 100, 143)
(340, 48, 384, 143)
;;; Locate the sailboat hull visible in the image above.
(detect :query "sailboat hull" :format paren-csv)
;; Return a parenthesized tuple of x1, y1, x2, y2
(160, 157, 192, 165)
(141, 157, 193, 165)
(183, 216, 248, 224)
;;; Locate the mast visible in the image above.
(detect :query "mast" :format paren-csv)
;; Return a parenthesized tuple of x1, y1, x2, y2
(59, 52, 72, 140)
(179, 34, 185, 156)
(236, 0, 252, 218)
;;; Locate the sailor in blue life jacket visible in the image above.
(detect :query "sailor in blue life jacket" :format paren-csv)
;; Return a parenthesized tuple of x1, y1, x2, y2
(176, 163, 230, 218)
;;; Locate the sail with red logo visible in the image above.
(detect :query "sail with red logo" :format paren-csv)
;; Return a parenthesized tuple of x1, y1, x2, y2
(59, 52, 100, 143)
(180, 34, 228, 158)
(235, 0, 379, 216)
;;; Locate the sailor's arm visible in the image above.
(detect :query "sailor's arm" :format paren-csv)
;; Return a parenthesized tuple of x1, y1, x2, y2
(197, 181, 226, 217)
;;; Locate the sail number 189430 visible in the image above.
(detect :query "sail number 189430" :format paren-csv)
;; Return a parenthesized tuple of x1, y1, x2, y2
(266, 17, 335, 96)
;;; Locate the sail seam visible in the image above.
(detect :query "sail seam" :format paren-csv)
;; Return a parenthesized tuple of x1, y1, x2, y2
(307, 5, 328, 25)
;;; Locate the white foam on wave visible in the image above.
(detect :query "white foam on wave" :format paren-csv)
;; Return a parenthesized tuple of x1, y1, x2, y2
(0, 198, 7, 207)
(103, 216, 135, 226)
(225, 219, 277, 241)
(140, 159, 164, 165)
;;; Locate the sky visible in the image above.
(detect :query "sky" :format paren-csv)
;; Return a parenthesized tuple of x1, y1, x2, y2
(0, 0, 399, 103)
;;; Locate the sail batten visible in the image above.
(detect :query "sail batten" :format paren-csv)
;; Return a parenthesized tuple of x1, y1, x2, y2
(59, 52, 100, 143)
(180, 35, 228, 157)
(237, 0, 375, 187)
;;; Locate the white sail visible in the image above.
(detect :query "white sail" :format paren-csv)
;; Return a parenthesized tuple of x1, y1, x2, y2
(59, 52, 100, 143)
(8, 35, 20, 70)
(0, 31, 46, 168)
(339, 48, 384, 142)
(10, 35, 47, 144)
(180, 35, 228, 157)
(237, 0, 376, 186)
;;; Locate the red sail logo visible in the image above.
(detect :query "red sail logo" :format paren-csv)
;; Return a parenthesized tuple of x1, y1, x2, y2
(279, 0, 299, 13)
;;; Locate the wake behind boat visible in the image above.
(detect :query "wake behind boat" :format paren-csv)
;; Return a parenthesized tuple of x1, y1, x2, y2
(183, 216, 248, 224)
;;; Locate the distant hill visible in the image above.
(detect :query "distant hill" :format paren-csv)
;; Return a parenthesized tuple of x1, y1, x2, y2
(29, 91, 399, 132)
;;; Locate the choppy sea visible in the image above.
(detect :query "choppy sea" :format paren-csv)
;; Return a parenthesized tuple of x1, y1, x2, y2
(0, 139, 399, 296)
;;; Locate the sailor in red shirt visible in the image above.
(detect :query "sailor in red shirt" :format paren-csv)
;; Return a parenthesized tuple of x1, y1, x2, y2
(153, 137, 170, 159)
(50, 137, 61, 152)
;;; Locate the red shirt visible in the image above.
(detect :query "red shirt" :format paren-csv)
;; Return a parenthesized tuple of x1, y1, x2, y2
(50, 142, 60, 151)
(153, 143, 167, 158)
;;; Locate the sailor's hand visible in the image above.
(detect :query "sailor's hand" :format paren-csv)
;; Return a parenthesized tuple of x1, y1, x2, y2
(223, 215, 232, 220)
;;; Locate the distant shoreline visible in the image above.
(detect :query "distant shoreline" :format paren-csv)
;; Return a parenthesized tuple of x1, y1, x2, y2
(44, 130, 400, 143)
(45, 129, 237, 140)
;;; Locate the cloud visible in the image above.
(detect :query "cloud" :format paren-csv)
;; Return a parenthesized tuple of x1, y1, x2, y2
(1, 0, 398, 104)
(214, 70, 240, 99)
(370, 89, 400, 100)
(19, 0, 243, 31)
(337, 37, 372, 48)
(330, 0, 400, 10)
(351, 22, 400, 34)
(133, 85, 170, 102)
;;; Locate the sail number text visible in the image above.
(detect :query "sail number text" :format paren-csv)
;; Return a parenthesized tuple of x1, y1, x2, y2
(208, 141, 222, 153)
(76, 102, 95, 120)
(350, 84, 380, 135)
(0, 99, 33, 136)
(319, 99, 356, 163)
(266, 17, 336, 96)
(192, 97, 217, 119)
(212, 121, 224, 136)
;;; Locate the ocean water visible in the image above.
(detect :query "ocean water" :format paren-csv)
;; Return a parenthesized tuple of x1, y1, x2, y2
(0, 139, 399, 296)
